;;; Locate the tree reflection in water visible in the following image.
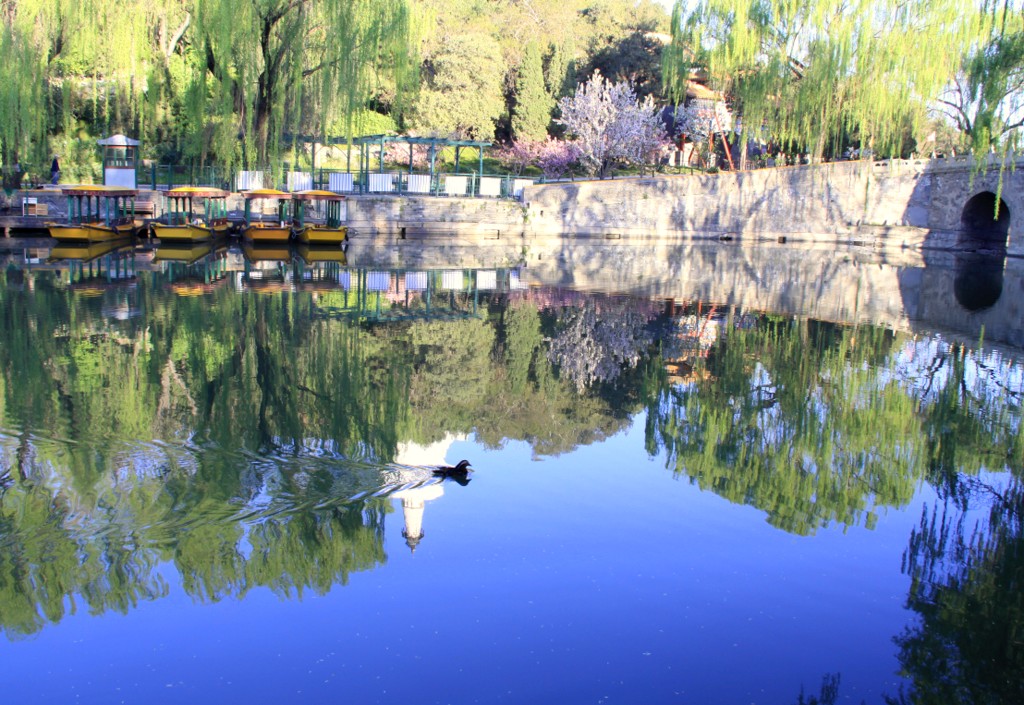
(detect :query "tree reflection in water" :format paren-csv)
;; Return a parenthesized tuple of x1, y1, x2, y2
(0, 254, 1023, 702)
(643, 306, 1024, 703)
(546, 297, 656, 391)
(645, 314, 1023, 536)
(889, 482, 1024, 705)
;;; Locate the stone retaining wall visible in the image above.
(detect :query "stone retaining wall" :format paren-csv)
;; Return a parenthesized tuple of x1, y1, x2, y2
(521, 159, 1024, 254)
(345, 195, 530, 241)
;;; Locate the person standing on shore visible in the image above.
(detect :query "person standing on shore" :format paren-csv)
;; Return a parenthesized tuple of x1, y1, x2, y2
(50, 155, 60, 185)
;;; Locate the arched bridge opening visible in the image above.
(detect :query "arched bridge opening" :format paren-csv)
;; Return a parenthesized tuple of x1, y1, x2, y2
(960, 191, 1010, 252)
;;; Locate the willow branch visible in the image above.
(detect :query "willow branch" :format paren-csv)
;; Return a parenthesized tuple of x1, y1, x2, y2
(934, 98, 973, 133)
(167, 13, 191, 59)
(266, 0, 312, 26)
(997, 116, 1024, 137)
(303, 37, 370, 77)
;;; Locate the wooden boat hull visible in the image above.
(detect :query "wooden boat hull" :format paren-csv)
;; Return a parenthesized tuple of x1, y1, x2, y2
(244, 225, 292, 243)
(50, 223, 130, 242)
(296, 225, 348, 245)
(195, 222, 233, 238)
(152, 223, 205, 242)
(48, 225, 95, 242)
(84, 224, 131, 242)
(153, 221, 232, 242)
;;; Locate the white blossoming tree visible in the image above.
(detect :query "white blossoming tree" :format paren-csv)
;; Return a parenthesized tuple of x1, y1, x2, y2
(547, 300, 654, 391)
(557, 71, 668, 178)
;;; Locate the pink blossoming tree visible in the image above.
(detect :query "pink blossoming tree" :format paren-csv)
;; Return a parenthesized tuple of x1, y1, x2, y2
(557, 71, 668, 178)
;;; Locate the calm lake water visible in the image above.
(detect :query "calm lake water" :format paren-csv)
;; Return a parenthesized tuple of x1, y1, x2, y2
(0, 239, 1021, 704)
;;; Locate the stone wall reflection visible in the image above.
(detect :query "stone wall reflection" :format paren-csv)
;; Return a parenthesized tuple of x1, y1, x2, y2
(522, 241, 1024, 349)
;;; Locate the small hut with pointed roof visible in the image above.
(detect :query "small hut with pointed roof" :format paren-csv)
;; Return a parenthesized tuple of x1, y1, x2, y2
(98, 134, 140, 189)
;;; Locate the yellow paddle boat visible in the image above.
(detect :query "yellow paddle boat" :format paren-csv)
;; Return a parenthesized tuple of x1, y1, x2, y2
(292, 190, 347, 245)
(49, 186, 139, 242)
(242, 189, 292, 243)
(153, 187, 232, 242)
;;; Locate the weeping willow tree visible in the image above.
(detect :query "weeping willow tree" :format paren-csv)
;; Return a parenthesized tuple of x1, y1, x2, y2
(188, 0, 417, 167)
(938, 1, 1024, 155)
(0, 0, 417, 169)
(664, 0, 992, 159)
(0, 0, 160, 165)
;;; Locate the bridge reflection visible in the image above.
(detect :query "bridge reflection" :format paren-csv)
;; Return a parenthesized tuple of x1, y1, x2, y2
(953, 253, 1005, 312)
(519, 240, 1024, 350)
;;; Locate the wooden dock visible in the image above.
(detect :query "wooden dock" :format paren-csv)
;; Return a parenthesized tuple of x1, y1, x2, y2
(0, 214, 56, 236)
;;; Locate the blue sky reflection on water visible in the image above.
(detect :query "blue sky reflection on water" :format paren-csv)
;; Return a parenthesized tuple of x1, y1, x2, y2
(2, 421, 935, 705)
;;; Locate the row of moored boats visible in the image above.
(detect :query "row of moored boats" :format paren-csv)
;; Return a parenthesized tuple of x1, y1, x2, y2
(47, 186, 348, 246)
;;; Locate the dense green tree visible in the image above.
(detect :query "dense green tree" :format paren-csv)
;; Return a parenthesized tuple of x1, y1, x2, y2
(189, 0, 417, 165)
(0, 0, 676, 168)
(545, 40, 578, 101)
(0, 0, 416, 169)
(407, 0, 671, 143)
(0, 0, 169, 167)
(576, 0, 669, 53)
(580, 29, 666, 101)
(512, 42, 554, 141)
(410, 32, 506, 140)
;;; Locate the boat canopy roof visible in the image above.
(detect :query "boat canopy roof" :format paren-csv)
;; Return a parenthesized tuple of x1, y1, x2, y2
(242, 188, 290, 199)
(97, 134, 140, 147)
(167, 187, 230, 199)
(62, 185, 138, 197)
(292, 190, 345, 201)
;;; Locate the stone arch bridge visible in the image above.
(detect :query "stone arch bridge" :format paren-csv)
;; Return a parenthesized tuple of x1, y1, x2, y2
(522, 155, 1024, 256)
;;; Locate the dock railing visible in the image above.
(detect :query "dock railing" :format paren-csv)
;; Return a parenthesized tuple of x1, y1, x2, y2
(134, 164, 538, 201)
(145, 164, 233, 190)
(313, 169, 536, 200)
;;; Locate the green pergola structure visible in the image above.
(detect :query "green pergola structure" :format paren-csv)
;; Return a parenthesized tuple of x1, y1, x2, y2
(349, 134, 493, 192)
